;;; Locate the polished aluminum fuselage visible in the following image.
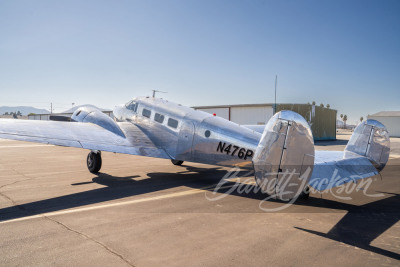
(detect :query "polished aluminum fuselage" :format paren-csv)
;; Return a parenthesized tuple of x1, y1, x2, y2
(113, 97, 261, 169)
(0, 96, 390, 199)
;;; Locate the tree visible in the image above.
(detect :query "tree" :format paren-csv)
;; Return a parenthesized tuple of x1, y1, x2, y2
(17, 111, 21, 116)
(360, 116, 363, 122)
(312, 101, 316, 105)
(340, 114, 343, 119)
(343, 114, 348, 129)
(320, 103, 324, 107)
(4, 112, 8, 115)
(326, 104, 330, 109)
(338, 114, 344, 129)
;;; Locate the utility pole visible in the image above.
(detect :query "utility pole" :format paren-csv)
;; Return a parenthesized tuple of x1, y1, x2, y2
(274, 75, 278, 114)
(50, 103, 53, 114)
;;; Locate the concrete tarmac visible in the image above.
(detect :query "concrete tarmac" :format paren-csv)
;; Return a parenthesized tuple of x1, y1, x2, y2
(0, 135, 399, 266)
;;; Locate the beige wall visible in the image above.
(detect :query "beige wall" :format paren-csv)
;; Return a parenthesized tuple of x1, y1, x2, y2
(196, 108, 230, 120)
(195, 106, 274, 125)
(230, 106, 273, 125)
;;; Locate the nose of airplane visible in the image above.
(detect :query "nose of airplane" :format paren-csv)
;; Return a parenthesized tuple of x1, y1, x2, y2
(112, 104, 125, 121)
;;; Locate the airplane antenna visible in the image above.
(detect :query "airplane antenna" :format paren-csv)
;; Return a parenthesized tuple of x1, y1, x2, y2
(152, 90, 167, 98)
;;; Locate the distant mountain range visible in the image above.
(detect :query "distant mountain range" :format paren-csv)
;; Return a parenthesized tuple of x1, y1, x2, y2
(0, 106, 50, 115)
(0, 105, 112, 116)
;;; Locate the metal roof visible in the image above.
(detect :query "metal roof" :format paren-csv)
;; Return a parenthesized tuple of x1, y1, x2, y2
(192, 103, 337, 111)
(369, 111, 400, 117)
(192, 103, 274, 109)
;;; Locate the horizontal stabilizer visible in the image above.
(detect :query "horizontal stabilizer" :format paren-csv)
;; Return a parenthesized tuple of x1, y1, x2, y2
(309, 119, 390, 191)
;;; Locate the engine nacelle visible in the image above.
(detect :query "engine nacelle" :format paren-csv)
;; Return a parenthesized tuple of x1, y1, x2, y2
(252, 111, 315, 200)
(71, 106, 125, 138)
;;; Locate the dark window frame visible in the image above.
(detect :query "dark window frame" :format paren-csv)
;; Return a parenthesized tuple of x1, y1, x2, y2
(142, 108, 151, 118)
(167, 118, 179, 129)
(125, 101, 133, 109)
(126, 101, 138, 113)
(154, 113, 164, 123)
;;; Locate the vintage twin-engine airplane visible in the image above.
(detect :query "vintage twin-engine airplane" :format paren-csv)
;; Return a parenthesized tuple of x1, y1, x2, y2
(0, 96, 390, 200)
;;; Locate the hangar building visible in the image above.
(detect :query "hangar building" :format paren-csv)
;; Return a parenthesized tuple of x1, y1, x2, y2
(193, 103, 337, 141)
(368, 111, 400, 137)
(28, 111, 113, 121)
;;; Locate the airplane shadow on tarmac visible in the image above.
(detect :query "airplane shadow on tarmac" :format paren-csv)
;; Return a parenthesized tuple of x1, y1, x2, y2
(0, 166, 230, 222)
(295, 192, 400, 260)
(0, 165, 399, 260)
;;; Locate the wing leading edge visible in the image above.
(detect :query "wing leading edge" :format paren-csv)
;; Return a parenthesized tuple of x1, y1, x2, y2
(0, 119, 169, 159)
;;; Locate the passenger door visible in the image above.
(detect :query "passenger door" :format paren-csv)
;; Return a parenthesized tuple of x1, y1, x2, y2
(175, 120, 195, 161)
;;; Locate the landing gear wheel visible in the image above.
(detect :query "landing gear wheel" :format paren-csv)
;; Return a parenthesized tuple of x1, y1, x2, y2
(299, 186, 310, 200)
(171, 159, 184, 166)
(87, 151, 102, 173)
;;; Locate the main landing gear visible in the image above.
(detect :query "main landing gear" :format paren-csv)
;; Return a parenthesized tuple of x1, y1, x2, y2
(171, 159, 184, 166)
(299, 186, 310, 200)
(87, 151, 102, 173)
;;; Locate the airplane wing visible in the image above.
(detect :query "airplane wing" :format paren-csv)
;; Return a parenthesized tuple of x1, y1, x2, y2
(0, 109, 169, 159)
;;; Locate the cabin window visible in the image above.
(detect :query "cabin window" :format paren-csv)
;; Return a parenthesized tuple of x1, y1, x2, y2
(154, 113, 164, 123)
(168, 118, 179, 129)
(142, 108, 151, 118)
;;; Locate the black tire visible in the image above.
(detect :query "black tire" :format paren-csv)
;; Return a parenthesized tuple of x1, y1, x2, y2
(298, 186, 310, 200)
(171, 159, 184, 166)
(87, 151, 102, 173)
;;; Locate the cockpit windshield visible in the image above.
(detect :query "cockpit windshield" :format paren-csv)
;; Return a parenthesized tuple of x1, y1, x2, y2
(125, 101, 138, 113)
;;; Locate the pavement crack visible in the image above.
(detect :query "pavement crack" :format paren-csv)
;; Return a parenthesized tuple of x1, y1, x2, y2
(0, 178, 31, 190)
(44, 216, 135, 267)
(0, 191, 30, 216)
(0, 168, 33, 211)
(0, 166, 34, 191)
(0, 191, 17, 206)
(0, 168, 37, 213)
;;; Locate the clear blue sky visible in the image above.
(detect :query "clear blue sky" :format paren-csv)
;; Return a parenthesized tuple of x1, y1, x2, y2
(0, 0, 399, 124)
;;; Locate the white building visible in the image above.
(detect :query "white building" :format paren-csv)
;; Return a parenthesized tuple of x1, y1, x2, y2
(193, 104, 274, 125)
(28, 111, 113, 121)
(368, 111, 400, 137)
